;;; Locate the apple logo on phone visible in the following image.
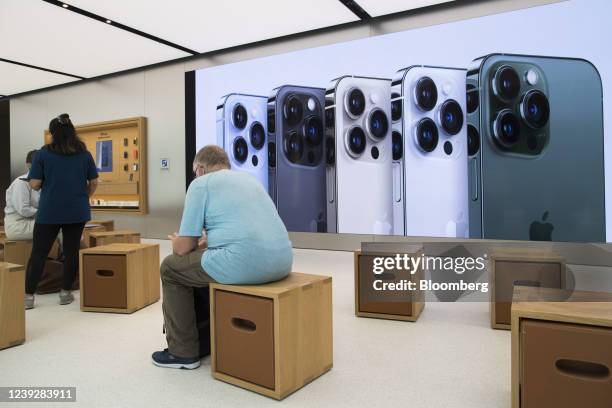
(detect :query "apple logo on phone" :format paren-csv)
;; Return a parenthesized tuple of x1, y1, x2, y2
(529, 211, 554, 241)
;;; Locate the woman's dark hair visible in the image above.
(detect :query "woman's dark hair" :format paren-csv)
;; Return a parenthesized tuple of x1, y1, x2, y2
(47, 113, 87, 155)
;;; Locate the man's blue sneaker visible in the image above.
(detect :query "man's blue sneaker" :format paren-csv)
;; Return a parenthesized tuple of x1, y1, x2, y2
(152, 349, 201, 369)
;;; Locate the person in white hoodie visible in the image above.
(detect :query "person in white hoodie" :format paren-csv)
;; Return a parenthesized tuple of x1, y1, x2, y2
(4, 150, 40, 240)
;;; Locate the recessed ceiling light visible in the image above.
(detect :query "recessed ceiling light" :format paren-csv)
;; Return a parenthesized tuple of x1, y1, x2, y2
(62, 3, 69, 8)
(105, 19, 112, 24)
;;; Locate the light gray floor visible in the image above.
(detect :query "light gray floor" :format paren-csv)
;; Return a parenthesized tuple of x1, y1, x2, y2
(0, 240, 511, 408)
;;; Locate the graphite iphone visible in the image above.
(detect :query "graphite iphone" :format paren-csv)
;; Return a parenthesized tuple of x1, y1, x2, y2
(268, 85, 327, 232)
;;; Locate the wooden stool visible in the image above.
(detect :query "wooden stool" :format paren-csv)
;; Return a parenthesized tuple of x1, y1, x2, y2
(0, 262, 26, 350)
(354, 247, 424, 322)
(3, 240, 33, 267)
(88, 230, 140, 247)
(1, 239, 59, 265)
(490, 249, 565, 330)
(210, 272, 332, 400)
(79, 243, 160, 313)
(81, 225, 106, 248)
(512, 286, 612, 408)
(89, 220, 115, 232)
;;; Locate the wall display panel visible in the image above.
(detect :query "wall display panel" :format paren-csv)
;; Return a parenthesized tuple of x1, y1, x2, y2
(45, 117, 147, 214)
(188, 0, 610, 243)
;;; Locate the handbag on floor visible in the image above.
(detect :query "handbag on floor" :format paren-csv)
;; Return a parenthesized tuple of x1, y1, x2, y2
(36, 260, 80, 294)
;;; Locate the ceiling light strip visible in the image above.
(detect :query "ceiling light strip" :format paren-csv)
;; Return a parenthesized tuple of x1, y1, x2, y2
(43, 0, 198, 55)
(0, 57, 85, 79)
(337, 0, 371, 20)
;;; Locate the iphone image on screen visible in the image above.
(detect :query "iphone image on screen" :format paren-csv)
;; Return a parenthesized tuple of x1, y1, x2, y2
(268, 85, 327, 233)
(392, 65, 469, 238)
(467, 53, 605, 242)
(216, 93, 269, 191)
(325, 76, 393, 235)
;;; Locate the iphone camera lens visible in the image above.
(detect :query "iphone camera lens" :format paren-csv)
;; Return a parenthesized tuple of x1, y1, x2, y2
(233, 136, 248, 163)
(493, 109, 521, 147)
(493, 66, 520, 100)
(232, 104, 248, 129)
(415, 77, 438, 111)
(416, 118, 439, 152)
(284, 96, 303, 127)
(368, 109, 389, 139)
(467, 125, 480, 156)
(392, 131, 403, 161)
(521, 90, 550, 129)
(347, 126, 366, 156)
(304, 116, 323, 146)
(440, 99, 464, 135)
(249, 122, 265, 150)
(391, 92, 402, 122)
(346, 88, 366, 117)
(284, 131, 304, 163)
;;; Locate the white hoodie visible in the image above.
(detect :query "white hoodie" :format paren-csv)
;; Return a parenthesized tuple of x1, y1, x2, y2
(4, 173, 40, 218)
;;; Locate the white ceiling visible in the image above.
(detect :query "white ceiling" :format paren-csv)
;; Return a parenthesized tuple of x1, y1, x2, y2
(0, 61, 77, 95)
(65, 0, 359, 53)
(0, 0, 457, 96)
(357, 0, 455, 17)
(0, 0, 190, 79)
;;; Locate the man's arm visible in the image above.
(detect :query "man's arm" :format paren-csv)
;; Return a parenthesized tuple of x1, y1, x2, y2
(14, 180, 38, 218)
(169, 233, 198, 256)
(29, 179, 42, 191)
(173, 181, 207, 256)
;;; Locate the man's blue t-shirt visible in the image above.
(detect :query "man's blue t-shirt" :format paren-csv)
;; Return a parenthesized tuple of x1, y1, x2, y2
(28, 148, 98, 224)
(179, 170, 293, 284)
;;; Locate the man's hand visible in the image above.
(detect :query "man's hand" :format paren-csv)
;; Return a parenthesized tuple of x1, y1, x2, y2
(197, 229, 208, 250)
(197, 236, 208, 250)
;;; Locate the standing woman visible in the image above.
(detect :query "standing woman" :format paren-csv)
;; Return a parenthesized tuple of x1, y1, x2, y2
(25, 114, 98, 309)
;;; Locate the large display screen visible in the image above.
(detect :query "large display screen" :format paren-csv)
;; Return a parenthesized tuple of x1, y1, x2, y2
(187, 0, 611, 243)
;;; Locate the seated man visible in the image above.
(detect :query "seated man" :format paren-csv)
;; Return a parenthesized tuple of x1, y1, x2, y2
(4, 150, 40, 240)
(152, 145, 293, 369)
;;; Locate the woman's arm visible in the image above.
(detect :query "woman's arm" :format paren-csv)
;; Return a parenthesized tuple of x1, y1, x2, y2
(87, 178, 98, 197)
(29, 179, 42, 191)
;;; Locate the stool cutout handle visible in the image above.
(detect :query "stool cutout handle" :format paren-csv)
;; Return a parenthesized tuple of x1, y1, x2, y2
(555, 358, 610, 380)
(96, 269, 115, 278)
(231, 317, 257, 332)
(513, 280, 541, 288)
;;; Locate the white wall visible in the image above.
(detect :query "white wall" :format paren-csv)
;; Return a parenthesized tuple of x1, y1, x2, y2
(8, 0, 561, 239)
(9, 64, 186, 238)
